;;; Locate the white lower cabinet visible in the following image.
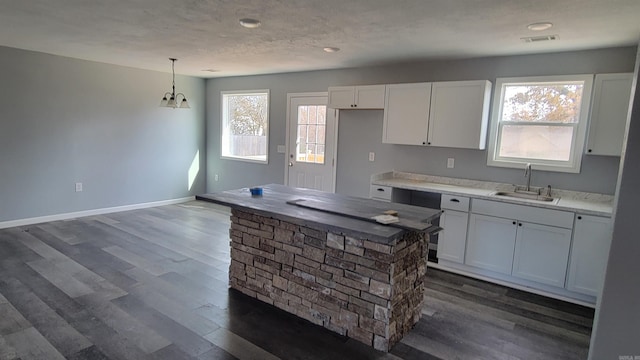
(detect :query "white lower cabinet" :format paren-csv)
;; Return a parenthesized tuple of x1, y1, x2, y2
(373, 182, 610, 304)
(437, 209, 469, 263)
(465, 214, 517, 274)
(512, 222, 572, 287)
(566, 215, 612, 296)
(466, 199, 574, 286)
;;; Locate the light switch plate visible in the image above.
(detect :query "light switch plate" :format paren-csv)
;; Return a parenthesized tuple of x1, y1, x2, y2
(369, 152, 375, 162)
(447, 158, 455, 168)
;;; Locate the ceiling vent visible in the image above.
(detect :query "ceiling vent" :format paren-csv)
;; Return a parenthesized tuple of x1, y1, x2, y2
(521, 35, 559, 43)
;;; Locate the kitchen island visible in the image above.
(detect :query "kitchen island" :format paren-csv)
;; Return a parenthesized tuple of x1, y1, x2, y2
(197, 184, 441, 351)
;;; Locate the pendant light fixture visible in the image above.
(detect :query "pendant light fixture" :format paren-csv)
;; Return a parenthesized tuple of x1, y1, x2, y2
(160, 58, 190, 109)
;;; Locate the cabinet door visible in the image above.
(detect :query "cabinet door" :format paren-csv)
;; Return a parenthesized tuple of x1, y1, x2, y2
(355, 85, 386, 109)
(586, 73, 633, 156)
(567, 215, 612, 296)
(383, 83, 431, 145)
(428, 80, 492, 149)
(512, 222, 572, 287)
(328, 86, 355, 109)
(465, 214, 517, 274)
(437, 209, 469, 263)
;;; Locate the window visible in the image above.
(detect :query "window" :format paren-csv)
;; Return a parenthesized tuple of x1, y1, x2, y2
(221, 90, 269, 163)
(487, 75, 593, 173)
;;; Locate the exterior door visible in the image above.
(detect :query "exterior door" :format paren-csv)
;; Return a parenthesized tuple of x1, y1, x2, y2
(287, 94, 336, 192)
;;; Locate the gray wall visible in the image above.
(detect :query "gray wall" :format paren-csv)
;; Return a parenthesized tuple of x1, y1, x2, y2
(206, 47, 636, 196)
(589, 44, 640, 359)
(0, 46, 206, 222)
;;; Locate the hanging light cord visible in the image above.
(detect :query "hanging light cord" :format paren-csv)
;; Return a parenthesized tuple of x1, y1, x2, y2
(171, 58, 176, 99)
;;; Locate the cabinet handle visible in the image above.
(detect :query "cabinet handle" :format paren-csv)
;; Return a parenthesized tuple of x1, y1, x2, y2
(518, 223, 522, 227)
(422, 141, 426, 145)
(450, 199, 460, 203)
(376, 188, 385, 192)
(577, 216, 582, 220)
(427, 142, 431, 145)
(512, 221, 516, 225)
(354, 104, 357, 107)
(588, 149, 592, 153)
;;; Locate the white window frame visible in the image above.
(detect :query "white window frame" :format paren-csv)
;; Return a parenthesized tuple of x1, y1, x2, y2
(487, 75, 594, 173)
(220, 89, 270, 164)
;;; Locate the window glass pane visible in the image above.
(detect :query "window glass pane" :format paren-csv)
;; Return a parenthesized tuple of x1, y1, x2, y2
(309, 106, 317, 124)
(298, 106, 308, 124)
(316, 144, 325, 164)
(317, 107, 326, 125)
(295, 105, 327, 164)
(502, 83, 584, 124)
(317, 125, 326, 145)
(498, 125, 574, 161)
(222, 92, 269, 162)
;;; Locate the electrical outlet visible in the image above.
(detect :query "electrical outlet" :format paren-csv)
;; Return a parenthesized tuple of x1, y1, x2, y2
(214, 174, 219, 182)
(75, 182, 83, 192)
(447, 158, 455, 168)
(369, 152, 375, 162)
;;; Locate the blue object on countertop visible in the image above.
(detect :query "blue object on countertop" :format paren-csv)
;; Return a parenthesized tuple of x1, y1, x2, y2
(249, 187, 263, 196)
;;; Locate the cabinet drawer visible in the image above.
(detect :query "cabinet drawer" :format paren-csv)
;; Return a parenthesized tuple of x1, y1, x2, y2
(370, 185, 392, 201)
(441, 194, 470, 211)
(472, 199, 574, 229)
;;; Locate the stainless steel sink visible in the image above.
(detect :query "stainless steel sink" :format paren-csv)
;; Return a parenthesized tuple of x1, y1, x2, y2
(492, 191, 558, 203)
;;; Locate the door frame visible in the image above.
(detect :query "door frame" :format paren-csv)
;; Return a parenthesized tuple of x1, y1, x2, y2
(284, 92, 338, 192)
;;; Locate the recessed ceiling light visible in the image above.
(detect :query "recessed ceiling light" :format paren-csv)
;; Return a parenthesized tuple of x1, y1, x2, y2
(527, 22, 553, 31)
(239, 18, 261, 29)
(323, 47, 340, 53)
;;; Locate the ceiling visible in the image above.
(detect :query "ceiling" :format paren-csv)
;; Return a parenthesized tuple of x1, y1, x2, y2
(0, 0, 639, 78)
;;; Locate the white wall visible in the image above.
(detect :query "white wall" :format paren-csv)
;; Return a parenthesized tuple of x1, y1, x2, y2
(0, 46, 206, 223)
(588, 43, 640, 359)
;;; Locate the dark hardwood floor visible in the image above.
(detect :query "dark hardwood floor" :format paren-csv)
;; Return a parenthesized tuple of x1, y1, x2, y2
(0, 201, 594, 359)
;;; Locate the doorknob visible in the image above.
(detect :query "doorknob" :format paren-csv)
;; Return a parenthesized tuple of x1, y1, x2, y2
(289, 162, 293, 167)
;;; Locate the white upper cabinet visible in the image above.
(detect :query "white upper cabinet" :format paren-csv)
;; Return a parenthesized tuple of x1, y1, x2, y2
(428, 80, 492, 149)
(383, 83, 432, 145)
(567, 215, 612, 297)
(586, 73, 633, 156)
(328, 85, 386, 109)
(383, 80, 492, 149)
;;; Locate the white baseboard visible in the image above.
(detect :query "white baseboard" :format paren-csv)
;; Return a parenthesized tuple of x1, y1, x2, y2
(0, 196, 195, 229)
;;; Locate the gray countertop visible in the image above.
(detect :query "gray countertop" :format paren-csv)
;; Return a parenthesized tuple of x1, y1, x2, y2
(197, 184, 442, 245)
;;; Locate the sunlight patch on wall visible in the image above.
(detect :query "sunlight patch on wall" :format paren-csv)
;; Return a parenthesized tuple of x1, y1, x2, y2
(188, 150, 200, 191)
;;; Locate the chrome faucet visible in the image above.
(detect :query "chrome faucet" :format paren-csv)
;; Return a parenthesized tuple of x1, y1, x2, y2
(524, 163, 532, 192)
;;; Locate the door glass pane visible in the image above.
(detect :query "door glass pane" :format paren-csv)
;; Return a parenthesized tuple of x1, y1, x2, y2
(296, 105, 327, 164)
